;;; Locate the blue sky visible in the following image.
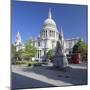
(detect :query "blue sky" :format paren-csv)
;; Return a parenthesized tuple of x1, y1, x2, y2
(12, 0, 87, 43)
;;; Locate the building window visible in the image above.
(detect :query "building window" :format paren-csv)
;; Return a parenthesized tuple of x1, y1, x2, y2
(38, 42, 40, 46)
(50, 30, 51, 37)
(44, 31, 45, 38)
(52, 31, 55, 37)
(40, 50, 41, 57)
(46, 31, 47, 37)
(38, 50, 39, 58)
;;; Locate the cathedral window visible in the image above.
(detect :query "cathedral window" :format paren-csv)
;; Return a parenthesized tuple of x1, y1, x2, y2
(38, 41, 40, 46)
(40, 50, 41, 57)
(53, 31, 55, 37)
(45, 31, 46, 38)
(51, 31, 54, 37)
(44, 50, 46, 55)
(38, 50, 39, 58)
(42, 31, 43, 38)
(50, 30, 52, 37)
(52, 31, 53, 37)
(44, 31, 45, 38)
(46, 31, 47, 37)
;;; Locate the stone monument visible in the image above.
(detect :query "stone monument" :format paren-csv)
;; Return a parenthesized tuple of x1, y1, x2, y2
(53, 29, 68, 69)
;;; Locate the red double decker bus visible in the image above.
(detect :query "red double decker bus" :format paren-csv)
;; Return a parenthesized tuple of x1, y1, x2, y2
(67, 53, 81, 64)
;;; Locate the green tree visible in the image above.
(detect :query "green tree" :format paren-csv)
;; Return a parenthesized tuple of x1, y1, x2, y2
(15, 49, 23, 60)
(11, 44, 22, 61)
(21, 39, 37, 60)
(47, 49, 54, 61)
(11, 44, 18, 64)
(72, 38, 87, 61)
(11, 44, 16, 59)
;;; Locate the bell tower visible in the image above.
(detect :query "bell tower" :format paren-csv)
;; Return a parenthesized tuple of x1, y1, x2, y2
(15, 32, 23, 52)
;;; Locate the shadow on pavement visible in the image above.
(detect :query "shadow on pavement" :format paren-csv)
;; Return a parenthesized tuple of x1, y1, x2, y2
(22, 66, 87, 85)
(11, 72, 55, 90)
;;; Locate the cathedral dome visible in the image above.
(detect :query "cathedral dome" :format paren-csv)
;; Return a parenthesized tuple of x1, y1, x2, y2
(43, 8, 56, 27)
(44, 18, 56, 26)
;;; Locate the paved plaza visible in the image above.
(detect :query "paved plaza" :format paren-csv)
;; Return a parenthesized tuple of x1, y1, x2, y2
(12, 63, 87, 89)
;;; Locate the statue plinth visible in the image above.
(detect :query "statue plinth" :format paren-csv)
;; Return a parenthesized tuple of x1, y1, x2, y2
(53, 54, 68, 69)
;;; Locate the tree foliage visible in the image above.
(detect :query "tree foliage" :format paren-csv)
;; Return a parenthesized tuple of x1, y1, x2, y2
(47, 49, 54, 61)
(20, 39, 37, 60)
(11, 39, 37, 61)
(72, 38, 87, 61)
(11, 44, 16, 58)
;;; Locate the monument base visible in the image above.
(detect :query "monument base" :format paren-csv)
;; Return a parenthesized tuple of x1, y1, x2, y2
(53, 54, 68, 69)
